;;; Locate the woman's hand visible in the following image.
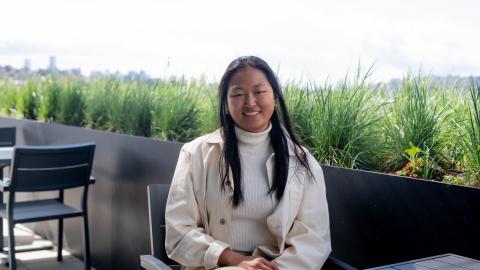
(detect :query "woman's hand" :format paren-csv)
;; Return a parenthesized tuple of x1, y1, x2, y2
(237, 256, 279, 270)
(219, 248, 279, 270)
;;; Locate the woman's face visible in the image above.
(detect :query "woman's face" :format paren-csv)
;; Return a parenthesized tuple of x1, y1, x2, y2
(227, 67, 276, 133)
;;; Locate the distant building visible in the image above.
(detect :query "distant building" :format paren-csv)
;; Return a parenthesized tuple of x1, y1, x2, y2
(138, 70, 150, 80)
(68, 68, 82, 77)
(126, 71, 138, 80)
(0, 56, 89, 81)
(48, 56, 57, 73)
(89, 70, 104, 79)
(24, 59, 31, 71)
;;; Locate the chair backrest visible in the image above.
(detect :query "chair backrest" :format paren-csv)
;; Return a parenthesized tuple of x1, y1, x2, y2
(147, 184, 180, 267)
(9, 143, 95, 192)
(0, 127, 16, 147)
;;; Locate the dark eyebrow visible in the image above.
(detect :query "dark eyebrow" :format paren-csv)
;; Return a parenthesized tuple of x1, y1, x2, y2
(254, 83, 267, 88)
(229, 86, 244, 91)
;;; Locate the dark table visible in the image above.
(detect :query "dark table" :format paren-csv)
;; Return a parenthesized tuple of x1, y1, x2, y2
(366, 254, 480, 270)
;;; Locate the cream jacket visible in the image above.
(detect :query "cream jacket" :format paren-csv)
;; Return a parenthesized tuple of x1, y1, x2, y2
(165, 129, 331, 270)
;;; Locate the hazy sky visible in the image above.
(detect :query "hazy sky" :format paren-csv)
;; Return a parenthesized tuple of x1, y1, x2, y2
(1, 0, 479, 83)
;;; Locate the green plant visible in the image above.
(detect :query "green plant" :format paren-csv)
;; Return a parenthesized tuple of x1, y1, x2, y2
(283, 80, 316, 147)
(286, 67, 384, 169)
(463, 81, 480, 185)
(120, 80, 154, 137)
(18, 79, 39, 120)
(39, 76, 61, 122)
(395, 143, 442, 180)
(85, 77, 120, 130)
(57, 78, 86, 126)
(1, 71, 480, 188)
(196, 81, 218, 134)
(382, 73, 453, 171)
(0, 80, 19, 116)
(440, 86, 467, 171)
(152, 78, 201, 142)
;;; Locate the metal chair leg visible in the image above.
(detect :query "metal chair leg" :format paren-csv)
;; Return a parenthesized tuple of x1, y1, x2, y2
(0, 212, 3, 252)
(7, 221, 15, 270)
(0, 169, 4, 253)
(82, 215, 91, 270)
(0, 219, 3, 254)
(57, 218, 63, 262)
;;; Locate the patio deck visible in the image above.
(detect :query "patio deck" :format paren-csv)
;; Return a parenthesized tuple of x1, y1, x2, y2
(0, 222, 93, 270)
(0, 251, 91, 270)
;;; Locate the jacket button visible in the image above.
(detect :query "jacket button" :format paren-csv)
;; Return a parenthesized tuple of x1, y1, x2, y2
(219, 218, 226, 225)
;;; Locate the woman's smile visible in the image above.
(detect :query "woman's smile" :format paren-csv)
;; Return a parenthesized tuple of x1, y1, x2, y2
(243, 111, 259, 116)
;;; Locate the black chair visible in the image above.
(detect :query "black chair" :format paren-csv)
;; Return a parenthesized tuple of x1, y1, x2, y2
(0, 127, 16, 252)
(0, 142, 96, 270)
(140, 183, 355, 270)
(0, 126, 16, 170)
(140, 184, 180, 270)
(0, 127, 16, 148)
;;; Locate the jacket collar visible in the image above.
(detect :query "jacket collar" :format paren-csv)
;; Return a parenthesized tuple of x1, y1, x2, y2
(205, 129, 223, 144)
(205, 128, 297, 157)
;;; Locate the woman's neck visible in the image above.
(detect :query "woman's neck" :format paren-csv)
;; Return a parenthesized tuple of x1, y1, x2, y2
(234, 123, 272, 145)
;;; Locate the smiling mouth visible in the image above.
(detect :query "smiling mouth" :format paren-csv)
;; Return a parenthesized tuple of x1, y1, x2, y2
(243, 112, 259, 116)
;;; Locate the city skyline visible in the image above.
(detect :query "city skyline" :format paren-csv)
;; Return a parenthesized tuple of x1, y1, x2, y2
(2, 0, 479, 83)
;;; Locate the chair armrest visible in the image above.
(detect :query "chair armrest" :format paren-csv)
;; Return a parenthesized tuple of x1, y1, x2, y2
(89, 176, 96, 185)
(322, 255, 358, 270)
(140, 255, 173, 270)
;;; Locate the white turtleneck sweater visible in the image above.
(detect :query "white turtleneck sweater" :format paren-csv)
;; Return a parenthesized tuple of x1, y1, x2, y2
(231, 124, 277, 253)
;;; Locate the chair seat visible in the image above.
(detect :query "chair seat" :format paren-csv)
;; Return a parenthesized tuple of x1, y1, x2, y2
(0, 199, 83, 223)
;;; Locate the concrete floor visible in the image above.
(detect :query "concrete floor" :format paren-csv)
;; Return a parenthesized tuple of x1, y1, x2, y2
(0, 251, 90, 270)
(0, 222, 93, 270)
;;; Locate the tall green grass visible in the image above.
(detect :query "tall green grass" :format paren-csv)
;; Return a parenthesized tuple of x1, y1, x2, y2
(195, 79, 218, 134)
(284, 81, 315, 147)
(120, 80, 154, 137)
(152, 77, 202, 142)
(285, 68, 384, 169)
(39, 76, 61, 122)
(0, 80, 19, 116)
(85, 77, 116, 129)
(382, 73, 454, 172)
(57, 78, 86, 126)
(0, 72, 478, 187)
(463, 81, 480, 185)
(18, 79, 39, 120)
(438, 86, 467, 171)
(85, 77, 155, 136)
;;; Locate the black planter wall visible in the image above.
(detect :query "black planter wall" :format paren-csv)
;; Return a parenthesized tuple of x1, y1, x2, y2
(323, 165, 480, 269)
(1, 117, 479, 270)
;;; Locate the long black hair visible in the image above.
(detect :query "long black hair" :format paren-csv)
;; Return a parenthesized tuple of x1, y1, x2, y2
(218, 56, 313, 206)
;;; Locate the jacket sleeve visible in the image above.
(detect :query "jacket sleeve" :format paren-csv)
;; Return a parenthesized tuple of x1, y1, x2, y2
(165, 146, 230, 269)
(273, 154, 332, 270)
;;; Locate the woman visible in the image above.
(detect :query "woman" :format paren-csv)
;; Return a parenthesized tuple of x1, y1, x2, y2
(165, 56, 331, 270)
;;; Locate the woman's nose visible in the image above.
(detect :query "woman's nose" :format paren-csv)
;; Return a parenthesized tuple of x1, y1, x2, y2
(244, 94, 256, 107)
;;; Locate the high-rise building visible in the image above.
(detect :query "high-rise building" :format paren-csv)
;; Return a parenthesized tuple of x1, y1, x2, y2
(48, 56, 57, 72)
(24, 58, 31, 71)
